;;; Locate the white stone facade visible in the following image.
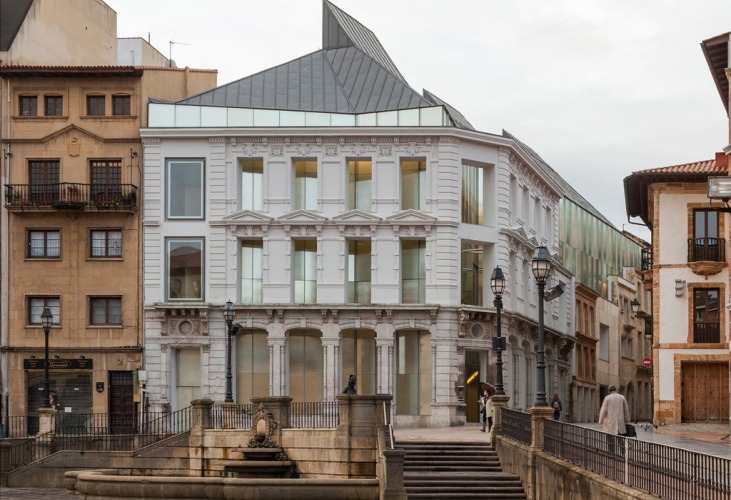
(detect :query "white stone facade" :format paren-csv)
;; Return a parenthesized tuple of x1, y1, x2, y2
(141, 125, 575, 427)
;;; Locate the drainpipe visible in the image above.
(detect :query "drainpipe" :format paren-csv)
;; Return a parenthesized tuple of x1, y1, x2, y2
(1, 77, 11, 432)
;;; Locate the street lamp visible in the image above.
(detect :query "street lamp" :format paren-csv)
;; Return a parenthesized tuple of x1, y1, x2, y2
(531, 246, 552, 407)
(41, 307, 53, 408)
(490, 266, 506, 396)
(630, 298, 640, 318)
(223, 300, 235, 403)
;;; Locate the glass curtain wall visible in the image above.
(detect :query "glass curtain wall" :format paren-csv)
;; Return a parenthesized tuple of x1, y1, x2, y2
(395, 330, 431, 415)
(401, 239, 425, 303)
(288, 330, 323, 402)
(236, 330, 269, 403)
(241, 240, 263, 303)
(347, 240, 371, 304)
(294, 160, 317, 210)
(348, 160, 372, 211)
(341, 330, 376, 394)
(461, 243, 483, 305)
(401, 159, 426, 210)
(294, 240, 317, 303)
(461, 163, 483, 225)
(240, 159, 263, 211)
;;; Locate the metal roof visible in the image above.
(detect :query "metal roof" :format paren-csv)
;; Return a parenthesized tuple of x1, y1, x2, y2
(502, 130, 615, 228)
(176, 1, 456, 118)
(0, 0, 33, 51)
(423, 90, 475, 131)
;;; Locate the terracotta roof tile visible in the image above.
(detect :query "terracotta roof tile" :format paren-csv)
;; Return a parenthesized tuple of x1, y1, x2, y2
(633, 159, 723, 175)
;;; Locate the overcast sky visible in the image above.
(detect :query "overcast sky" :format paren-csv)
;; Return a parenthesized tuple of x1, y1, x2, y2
(107, 0, 730, 241)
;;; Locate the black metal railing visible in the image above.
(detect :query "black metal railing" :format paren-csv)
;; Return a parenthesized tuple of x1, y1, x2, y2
(2, 407, 192, 471)
(544, 419, 731, 499)
(500, 408, 532, 445)
(693, 322, 721, 343)
(289, 401, 339, 428)
(641, 247, 653, 271)
(2, 415, 35, 438)
(688, 238, 725, 262)
(210, 404, 253, 429)
(4, 183, 137, 210)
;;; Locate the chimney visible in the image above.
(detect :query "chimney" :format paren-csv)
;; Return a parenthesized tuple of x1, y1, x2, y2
(715, 152, 728, 171)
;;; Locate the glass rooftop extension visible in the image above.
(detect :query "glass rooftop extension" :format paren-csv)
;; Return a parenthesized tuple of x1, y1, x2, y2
(147, 103, 453, 128)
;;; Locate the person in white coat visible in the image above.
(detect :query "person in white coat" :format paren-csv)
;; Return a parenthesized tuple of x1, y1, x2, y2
(598, 385, 630, 454)
(480, 389, 494, 432)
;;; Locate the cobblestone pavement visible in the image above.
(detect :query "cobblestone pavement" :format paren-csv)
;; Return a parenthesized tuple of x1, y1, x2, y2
(0, 487, 78, 499)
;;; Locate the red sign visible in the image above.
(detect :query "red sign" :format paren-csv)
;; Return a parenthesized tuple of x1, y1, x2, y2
(642, 357, 652, 368)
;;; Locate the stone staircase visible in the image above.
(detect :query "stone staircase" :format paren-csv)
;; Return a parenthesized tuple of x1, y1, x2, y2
(399, 440, 527, 499)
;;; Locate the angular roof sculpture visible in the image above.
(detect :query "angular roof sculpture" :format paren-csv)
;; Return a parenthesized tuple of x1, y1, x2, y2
(177, 0, 475, 128)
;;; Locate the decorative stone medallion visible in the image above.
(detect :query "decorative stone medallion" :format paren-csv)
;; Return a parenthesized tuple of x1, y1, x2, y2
(248, 404, 278, 448)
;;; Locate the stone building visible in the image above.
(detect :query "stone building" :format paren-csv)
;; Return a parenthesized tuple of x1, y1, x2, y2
(0, 0, 216, 431)
(139, 1, 575, 428)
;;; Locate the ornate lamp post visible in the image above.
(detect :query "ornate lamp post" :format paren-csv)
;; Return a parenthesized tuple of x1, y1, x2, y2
(223, 300, 235, 403)
(531, 246, 552, 407)
(630, 298, 640, 318)
(490, 266, 506, 396)
(41, 307, 54, 408)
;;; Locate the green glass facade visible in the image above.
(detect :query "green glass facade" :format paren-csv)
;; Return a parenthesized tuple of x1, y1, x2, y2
(559, 199, 642, 299)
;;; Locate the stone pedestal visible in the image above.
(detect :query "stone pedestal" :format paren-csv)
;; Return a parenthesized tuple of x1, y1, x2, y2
(490, 394, 510, 446)
(382, 448, 407, 500)
(190, 398, 214, 430)
(529, 405, 554, 450)
(251, 396, 292, 447)
(37, 408, 57, 437)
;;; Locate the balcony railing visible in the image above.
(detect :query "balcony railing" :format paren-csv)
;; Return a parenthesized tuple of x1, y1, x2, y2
(694, 322, 720, 343)
(688, 238, 725, 263)
(5, 183, 137, 211)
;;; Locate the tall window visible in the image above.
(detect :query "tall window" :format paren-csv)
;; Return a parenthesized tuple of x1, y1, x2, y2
(240, 159, 263, 211)
(401, 159, 426, 210)
(347, 240, 371, 304)
(167, 159, 204, 219)
(599, 324, 609, 361)
(90, 297, 122, 325)
(44, 95, 63, 116)
(691, 210, 721, 262)
(347, 159, 372, 211)
(112, 95, 131, 116)
(91, 160, 122, 200)
(288, 331, 323, 402)
(693, 288, 720, 343)
(461, 243, 483, 305)
(27, 230, 60, 258)
(293, 240, 317, 303)
(241, 241, 263, 304)
(402, 240, 425, 303)
(29, 160, 59, 204)
(167, 239, 204, 300)
(294, 160, 317, 210)
(90, 229, 122, 258)
(86, 95, 105, 116)
(236, 330, 269, 403)
(461, 163, 483, 225)
(395, 330, 431, 415)
(19, 95, 37, 116)
(341, 330, 376, 395)
(28, 297, 60, 325)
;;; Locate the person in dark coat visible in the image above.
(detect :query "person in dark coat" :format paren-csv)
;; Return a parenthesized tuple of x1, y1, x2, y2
(551, 393, 563, 421)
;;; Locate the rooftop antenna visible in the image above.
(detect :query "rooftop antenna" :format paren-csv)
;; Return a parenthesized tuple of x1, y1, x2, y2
(169, 40, 190, 66)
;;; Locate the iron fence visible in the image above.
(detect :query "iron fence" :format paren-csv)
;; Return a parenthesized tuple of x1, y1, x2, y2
(289, 401, 339, 428)
(4, 183, 137, 210)
(500, 408, 532, 445)
(688, 237, 725, 262)
(2, 416, 35, 438)
(210, 404, 253, 429)
(544, 419, 731, 500)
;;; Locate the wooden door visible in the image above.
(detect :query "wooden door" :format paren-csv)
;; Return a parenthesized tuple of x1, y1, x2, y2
(682, 363, 729, 421)
(109, 371, 136, 433)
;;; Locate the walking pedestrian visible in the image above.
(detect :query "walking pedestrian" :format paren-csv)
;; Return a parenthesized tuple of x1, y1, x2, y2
(480, 389, 493, 432)
(551, 393, 562, 421)
(598, 385, 630, 454)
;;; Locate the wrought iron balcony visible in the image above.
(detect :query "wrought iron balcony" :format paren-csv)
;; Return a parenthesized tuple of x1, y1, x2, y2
(687, 238, 725, 263)
(693, 322, 720, 343)
(5, 183, 137, 212)
(641, 247, 652, 271)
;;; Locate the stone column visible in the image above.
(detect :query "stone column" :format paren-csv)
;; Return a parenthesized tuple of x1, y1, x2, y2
(337, 394, 393, 479)
(490, 394, 510, 446)
(382, 448, 408, 500)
